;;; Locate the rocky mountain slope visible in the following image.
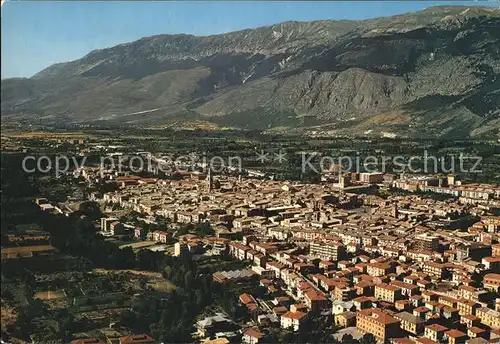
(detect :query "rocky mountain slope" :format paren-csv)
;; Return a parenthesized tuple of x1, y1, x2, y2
(2, 6, 500, 138)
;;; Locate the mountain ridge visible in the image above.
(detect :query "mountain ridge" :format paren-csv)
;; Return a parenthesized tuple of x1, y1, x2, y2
(26, 5, 499, 80)
(2, 5, 500, 138)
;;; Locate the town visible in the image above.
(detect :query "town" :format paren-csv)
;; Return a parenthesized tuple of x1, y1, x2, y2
(1, 129, 499, 344)
(2, 1, 500, 342)
(86, 165, 500, 344)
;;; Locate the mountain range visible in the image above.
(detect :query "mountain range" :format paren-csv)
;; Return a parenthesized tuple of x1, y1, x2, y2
(2, 5, 500, 138)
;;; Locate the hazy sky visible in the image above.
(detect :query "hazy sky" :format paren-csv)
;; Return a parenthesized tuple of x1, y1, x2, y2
(1, 1, 497, 78)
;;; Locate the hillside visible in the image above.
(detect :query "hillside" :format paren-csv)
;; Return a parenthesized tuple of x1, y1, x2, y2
(1, 6, 499, 138)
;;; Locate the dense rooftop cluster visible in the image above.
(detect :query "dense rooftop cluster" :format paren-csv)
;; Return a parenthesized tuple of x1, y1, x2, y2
(82, 166, 500, 344)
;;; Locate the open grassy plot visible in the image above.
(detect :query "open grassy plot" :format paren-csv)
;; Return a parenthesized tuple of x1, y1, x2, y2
(34, 290, 65, 300)
(94, 268, 177, 291)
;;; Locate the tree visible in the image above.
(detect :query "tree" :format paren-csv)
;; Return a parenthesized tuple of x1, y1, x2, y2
(119, 310, 136, 327)
(360, 333, 377, 344)
(197, 221, 214, 237)
(342, 334, 360, 344)
(55, 310, 74, 342)
(164, 266, 173, 280)
(281, 331, 296, 344)
(184, 271, 194, 291)
(78, 201, 101, 220)
(139, 278, 147, 290)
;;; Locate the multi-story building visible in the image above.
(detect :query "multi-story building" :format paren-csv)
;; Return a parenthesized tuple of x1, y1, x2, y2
(334, 311, 356, 328)
(391, 281, 420, 297)
(334, 286, 355, 302)
(100, 217, 119, 232)
(355, 280, 375, 296)
(280, 311, 309, 331)
(458, 285, 477, 300)
(251, 266, 275, 280)
(319, 261, 336, 271)
(467, 326, 487, 339)
(492, 244, 500, 257)
(413, 306, 431, 320)
(413, 234, 439, 252)
(253, 254, 267, 268)
(476, 307, 500, 329)
(266, 261, 285, 279)
(359, 173, 385, 184)
(483, 273, 500, 292)
(233, 217, 253, 229)
(268, 227, 291, 240)
(375, 283, 402, 303)
(229, 242, 250, 261)
(439, 296, 458, 309)
(356, 309, 401, 343)
(309, 241, 345, 261)
(251, 242, 278, 256)
(444, 329, 468, 344)
(456, 243, 492, 262)
(134, 227, 147, 240)
(482, 257, 500, 271)
(423, 261, 446, 279)
(367, 262, 393, 277)
(456, 298, 479, 316)
(152, 230, 168, 243)
(304, 291, 330, 313)
(460, 314, 480, 328)
(424, 324, 448, 342)
(242, 328, 264, 344)
(482, 216, 500, 233)
(176, 212, 193, 224)
(394, 311, 425, 335)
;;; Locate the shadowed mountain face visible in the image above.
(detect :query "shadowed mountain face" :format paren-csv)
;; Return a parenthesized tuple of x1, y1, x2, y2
(2, 6, 500, 138)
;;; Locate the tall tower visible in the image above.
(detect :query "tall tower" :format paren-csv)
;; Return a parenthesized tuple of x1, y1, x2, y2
(391, 203, 398, 218)
(206, 168, 213, 192)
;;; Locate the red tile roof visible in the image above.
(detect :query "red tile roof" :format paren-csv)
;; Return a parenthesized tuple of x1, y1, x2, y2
(244, 328, 264, 339)
(239, 293, 255, 305)
(445, 329, 467, 338)
(357, 309, 400, 325)
(71, 339, 106, 344)
(425, 324, 448, 333)
(415, 338, 438, 344)
(119, 334, 155, 344)
(468, 326, 486, 334)
(281, 311, 308, 320)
